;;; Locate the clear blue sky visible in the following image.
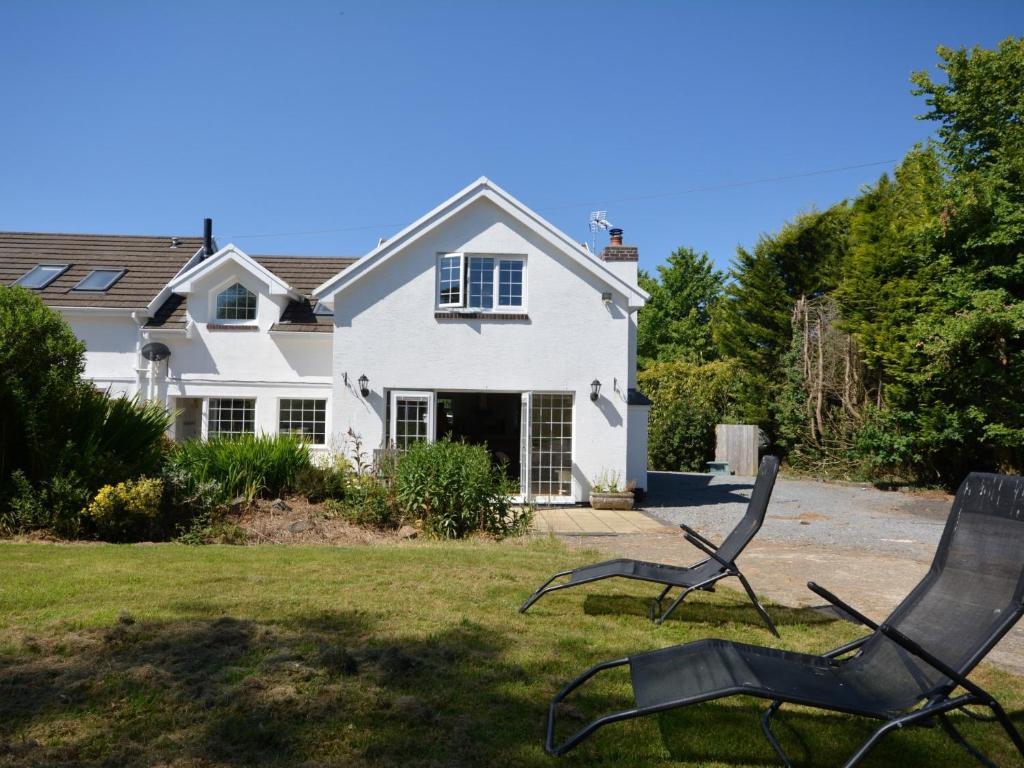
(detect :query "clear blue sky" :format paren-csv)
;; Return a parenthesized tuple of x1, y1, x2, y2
(1, 1, 1021, 274)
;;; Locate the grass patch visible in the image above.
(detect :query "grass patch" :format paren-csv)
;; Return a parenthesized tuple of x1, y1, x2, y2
(0, 540, 1021, 766)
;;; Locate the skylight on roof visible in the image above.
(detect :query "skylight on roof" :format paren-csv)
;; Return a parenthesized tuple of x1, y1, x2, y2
(13, 264, 69, 289)
(73, 269, 125, 292)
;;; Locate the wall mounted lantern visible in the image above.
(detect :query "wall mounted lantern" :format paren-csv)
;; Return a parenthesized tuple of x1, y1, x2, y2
(358, 374, 369, 397)
(590, 379, 601, 402)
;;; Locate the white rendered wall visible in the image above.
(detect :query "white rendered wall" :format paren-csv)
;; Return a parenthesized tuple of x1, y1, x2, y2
(331, 198, 640, 500)
(60, 311, 140, 398)
(627, 404, 649, 492)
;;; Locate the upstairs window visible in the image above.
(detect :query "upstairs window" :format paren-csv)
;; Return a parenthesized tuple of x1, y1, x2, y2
(438, 254, 463, 307)
(467, 256, 494, 309)
(14, 264, 69, 289)
(215, 283, 257, 321)
(73, 269, 125, 292)
(436, 254, 525, 310)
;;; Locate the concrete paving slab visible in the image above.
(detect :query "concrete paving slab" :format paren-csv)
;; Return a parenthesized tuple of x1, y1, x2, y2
(532, 507, 671, 535)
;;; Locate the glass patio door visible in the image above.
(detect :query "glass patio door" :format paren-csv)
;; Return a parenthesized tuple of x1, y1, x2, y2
(523, 392, 574, 501)
(389, 391, 435, 450)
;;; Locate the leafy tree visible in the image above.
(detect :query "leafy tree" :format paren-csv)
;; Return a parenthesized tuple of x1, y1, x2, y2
(0, 287, 172, 535)
(713, 206, 850, 436)
(637, 246, 723, 366)
(0, 286, 87, 495)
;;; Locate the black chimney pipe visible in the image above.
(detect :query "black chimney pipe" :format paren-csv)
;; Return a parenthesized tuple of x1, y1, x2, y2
(203, 218, 213, 258)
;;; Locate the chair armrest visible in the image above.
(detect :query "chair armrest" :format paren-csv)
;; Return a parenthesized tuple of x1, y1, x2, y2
(822, 635, 871, 660)
(807, 582, 880, 630)
(683, 532, 733, 571)
(678, 522, 718, 550)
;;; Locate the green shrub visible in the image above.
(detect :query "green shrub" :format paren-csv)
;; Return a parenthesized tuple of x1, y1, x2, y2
(167, 434, 311, 502)
(161, 464, 226, 540)
(639, 359, 739, 472)
(84, 477, 164, 542)
(2, 470, 91, 538)
(394, 438, 520, 539)
(326, 475, 400, 530)
(295, 463, 349, 503)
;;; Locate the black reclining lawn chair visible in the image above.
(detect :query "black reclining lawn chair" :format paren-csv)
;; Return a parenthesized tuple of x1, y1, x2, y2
(521, 456, 781, 635)
(545, 471, 1024, 767)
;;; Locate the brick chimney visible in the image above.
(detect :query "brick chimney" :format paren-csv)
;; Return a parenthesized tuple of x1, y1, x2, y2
(599, 227, 638, 287)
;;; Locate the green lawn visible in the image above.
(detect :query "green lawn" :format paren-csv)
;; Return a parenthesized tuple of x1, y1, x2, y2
(0, 540, 1021, 767)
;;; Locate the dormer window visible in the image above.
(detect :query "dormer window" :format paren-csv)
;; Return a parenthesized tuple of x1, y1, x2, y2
(215, 283, 257, 321)
(436, 253, 525, 311)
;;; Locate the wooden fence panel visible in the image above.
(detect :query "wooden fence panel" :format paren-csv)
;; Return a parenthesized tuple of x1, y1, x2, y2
(715, 424, 759, 476)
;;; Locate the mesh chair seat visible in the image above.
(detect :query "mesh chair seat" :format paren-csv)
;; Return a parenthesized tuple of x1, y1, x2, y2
(568, 558, 721, 589)
(629, 639, 926, 718)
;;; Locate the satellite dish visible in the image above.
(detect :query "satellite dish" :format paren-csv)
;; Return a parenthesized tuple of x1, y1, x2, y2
(141, 342, 171, 362)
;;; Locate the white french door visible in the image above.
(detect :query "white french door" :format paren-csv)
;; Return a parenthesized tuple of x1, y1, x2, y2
(520, 392, 532, 500)
(388, 391, 435, 450)
(520, 391, 575, 502)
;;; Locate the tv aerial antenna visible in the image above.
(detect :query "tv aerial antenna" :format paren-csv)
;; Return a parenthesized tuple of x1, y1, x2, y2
(588, 210, 612, 254)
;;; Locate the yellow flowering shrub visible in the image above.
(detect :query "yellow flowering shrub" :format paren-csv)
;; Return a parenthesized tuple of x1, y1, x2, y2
(84, 477, 163, 541)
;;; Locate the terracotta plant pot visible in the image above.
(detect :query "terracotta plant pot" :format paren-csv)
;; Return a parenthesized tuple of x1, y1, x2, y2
(589, 491, 635, 510)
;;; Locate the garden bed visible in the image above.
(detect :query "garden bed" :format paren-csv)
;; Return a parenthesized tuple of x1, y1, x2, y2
(236, 496, 403, 546)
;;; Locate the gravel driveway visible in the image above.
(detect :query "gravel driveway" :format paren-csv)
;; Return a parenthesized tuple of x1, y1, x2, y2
(642, 472, 950, 560)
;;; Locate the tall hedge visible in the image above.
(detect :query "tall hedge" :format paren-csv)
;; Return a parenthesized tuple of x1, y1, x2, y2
(639, 360, 739, 472)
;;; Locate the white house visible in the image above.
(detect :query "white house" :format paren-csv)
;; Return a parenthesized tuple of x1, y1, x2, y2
(0, 178, 650, 502)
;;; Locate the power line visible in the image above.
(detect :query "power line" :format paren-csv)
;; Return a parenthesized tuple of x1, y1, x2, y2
(223, 159, 896, 241)
(537, 159, 898, 212)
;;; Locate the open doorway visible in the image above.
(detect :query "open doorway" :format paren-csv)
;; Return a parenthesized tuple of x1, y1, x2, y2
(435, 392, 521, 482)
(174, 397, 202, 442)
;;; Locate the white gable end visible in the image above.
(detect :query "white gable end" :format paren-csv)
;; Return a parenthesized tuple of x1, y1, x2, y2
(314, 177, 648, 310)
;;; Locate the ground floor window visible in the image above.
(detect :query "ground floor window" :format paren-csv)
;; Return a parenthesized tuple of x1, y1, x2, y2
(208, 398, 255, 437)
(530, 393, 573, 497)
(279, 399, 327, 444)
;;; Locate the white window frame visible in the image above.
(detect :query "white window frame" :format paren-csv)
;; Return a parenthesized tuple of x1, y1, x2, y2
(277, 397, 328, 445)
(206, 397, 257, 437)
(388, 390, 436, 450)
(436, 253, 465, 308)
(495, 257, 526, 309)
(437, 253, 526, 312)
(210, 277, 259, 325)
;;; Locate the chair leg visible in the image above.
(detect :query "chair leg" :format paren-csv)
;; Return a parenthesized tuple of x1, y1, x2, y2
(760, 701, 795, 768)
(649, 584, 674, 621)
(735, 571, 780, 638)
(519, 570, 574, 613)
(841, 718, 904, 768)
(939, 713, 999, 768)
(988, 699, 1024, 758)
(654, 586, 695, 624)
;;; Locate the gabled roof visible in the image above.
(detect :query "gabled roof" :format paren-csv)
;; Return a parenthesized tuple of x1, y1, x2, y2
(145, 253, 356, 333)
(312, 177, 649, 309)
(0, 232, 202, 310)
(160, 244, 302, 302)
